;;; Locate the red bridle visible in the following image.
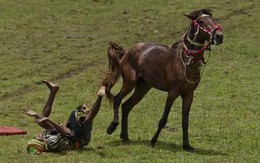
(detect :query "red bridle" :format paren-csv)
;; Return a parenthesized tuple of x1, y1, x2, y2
(182, 14, 223, 64)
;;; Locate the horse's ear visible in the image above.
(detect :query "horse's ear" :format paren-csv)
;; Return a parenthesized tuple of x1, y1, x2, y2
(183, 13, 195, 20)
(201, 9, 212, 17)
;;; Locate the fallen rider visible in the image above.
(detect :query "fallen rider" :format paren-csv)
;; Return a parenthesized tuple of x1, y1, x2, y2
(22, 80, 105, 154)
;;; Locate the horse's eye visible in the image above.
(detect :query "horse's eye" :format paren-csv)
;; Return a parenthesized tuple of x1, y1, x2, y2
(197, 20, 204, 24)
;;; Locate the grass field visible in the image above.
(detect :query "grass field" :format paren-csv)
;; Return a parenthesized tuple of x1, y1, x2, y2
(0, 0, 259, 162)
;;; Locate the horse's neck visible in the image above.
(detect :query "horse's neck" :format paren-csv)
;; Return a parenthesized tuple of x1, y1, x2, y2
(186, 62, 202, 74)
(178, 41, 203, 77)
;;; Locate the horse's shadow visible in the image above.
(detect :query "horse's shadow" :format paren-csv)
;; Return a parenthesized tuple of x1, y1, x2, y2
(104, 139, 227, 156)
(50, 139, 226, 157)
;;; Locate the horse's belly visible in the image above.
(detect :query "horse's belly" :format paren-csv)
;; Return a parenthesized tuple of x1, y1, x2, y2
(140, 72, 178, 91)
(140, 68, 200, 93)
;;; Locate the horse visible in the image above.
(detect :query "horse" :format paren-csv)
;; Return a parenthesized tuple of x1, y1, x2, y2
(85, 9, 223, 151)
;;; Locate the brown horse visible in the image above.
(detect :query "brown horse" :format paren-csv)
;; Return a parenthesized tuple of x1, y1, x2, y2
(86, 9, 223, 151)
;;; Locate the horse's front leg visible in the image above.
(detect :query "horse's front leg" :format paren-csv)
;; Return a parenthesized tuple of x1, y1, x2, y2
(151, 91, 179, 147)
(181, 91, 195, 152)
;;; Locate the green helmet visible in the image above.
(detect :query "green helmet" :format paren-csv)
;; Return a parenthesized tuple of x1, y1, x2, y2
(27, 139, 47, 154)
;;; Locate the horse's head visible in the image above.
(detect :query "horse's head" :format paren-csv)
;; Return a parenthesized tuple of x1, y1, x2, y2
(184, 9, 223, 46)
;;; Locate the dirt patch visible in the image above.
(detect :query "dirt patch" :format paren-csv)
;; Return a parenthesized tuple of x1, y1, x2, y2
(0, 61, 104, 101)
(216, 4, 254, 22)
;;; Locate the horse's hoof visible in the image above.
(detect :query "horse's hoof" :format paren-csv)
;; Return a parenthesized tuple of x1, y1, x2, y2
(106, 122, 119, 135)
(150, 142, 156, 148)
(122, 139, 132, 144)
(150, 139, 156, 148)
(183, 145, 195, 152)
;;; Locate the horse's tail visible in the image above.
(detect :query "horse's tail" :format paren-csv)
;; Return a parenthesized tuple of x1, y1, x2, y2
(101, 42, 126, 102)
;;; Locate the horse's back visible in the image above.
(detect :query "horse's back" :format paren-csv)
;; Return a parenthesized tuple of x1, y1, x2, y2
(120, 42, 182, 91)
(133, 42, 170, 54)
(123, 42, 171, 62)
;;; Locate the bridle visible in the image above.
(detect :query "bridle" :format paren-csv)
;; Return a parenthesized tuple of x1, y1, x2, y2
(180, 14, 223, 84)
(191, 14, 223, 45)
(182, 14, 223, 64)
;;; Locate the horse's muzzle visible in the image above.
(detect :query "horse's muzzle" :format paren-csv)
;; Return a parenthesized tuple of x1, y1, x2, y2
(213, 31, 223, 45)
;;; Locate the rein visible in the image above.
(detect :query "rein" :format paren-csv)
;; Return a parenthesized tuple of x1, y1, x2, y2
(180, 32, 211, 84)
(180, 14, 217, 84)
(178, 13, 222, 84)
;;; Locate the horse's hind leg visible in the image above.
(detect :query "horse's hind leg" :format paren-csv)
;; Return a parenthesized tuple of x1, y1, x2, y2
(120, 79, 151, 143)
(107, 80, 136, 135)
(151, 91, 179, 147)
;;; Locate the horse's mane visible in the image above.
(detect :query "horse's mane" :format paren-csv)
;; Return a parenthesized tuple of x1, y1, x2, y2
(170, 41, 182, 49)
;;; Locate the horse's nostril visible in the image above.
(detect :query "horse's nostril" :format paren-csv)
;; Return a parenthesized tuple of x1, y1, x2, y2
(216, 34, 223, 43)
(213, 33, 223, 45)
(217, 34, 223, 39)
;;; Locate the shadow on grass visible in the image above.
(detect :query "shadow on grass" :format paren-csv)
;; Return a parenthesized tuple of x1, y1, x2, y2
(45, 147, 108, 157)
(105, 139, 227, 156)
(42, 142, 226, 159)
(45, 139, 226, 157)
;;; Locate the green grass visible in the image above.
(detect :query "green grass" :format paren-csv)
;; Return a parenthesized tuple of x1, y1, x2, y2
(0, 0, 259, 162)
